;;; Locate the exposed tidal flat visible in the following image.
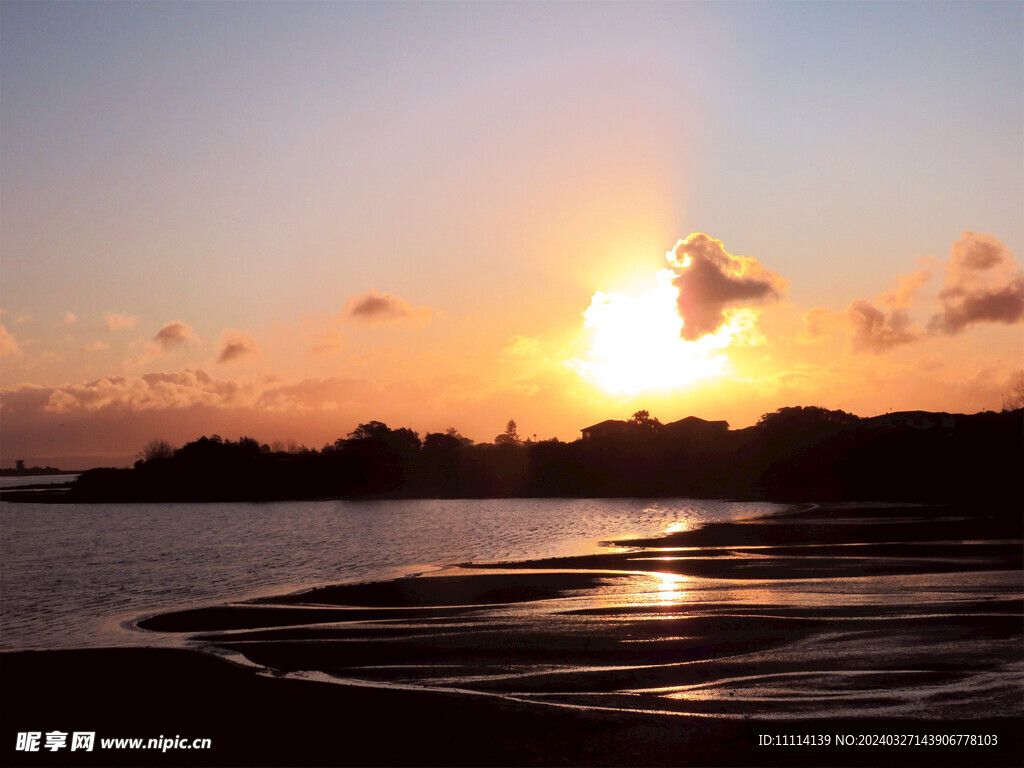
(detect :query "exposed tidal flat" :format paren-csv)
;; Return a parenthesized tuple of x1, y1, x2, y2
(2, 498, 1022, 766)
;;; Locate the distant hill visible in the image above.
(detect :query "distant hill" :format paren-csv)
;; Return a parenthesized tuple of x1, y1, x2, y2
(0, 455, 136, 472)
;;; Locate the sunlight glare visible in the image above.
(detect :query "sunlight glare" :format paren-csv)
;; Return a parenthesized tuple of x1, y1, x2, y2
(663, 521, 690, 534)
(571, 269, 759, 394)
(655, 572, 688, 604)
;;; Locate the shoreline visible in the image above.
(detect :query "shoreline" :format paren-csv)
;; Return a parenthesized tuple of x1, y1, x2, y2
(0, 488, 784, 504)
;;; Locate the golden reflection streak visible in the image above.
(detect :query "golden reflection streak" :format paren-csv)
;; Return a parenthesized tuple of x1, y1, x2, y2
(663, 521, 690, 534)
(654, 572, 689, 604)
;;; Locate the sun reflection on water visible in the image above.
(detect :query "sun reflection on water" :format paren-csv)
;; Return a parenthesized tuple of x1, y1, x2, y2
(654, 572, 689, 604)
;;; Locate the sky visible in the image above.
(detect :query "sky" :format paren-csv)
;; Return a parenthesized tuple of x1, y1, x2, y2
(2, 1, 1022, 467)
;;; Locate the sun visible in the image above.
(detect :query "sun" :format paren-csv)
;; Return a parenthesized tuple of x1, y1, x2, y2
(571, 268, 758, 394)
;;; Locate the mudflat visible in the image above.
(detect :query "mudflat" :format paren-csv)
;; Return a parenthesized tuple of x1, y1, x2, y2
(3, 503, 1021, 766)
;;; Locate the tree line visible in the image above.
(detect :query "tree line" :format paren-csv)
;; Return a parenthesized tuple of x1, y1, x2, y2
(69, 407, 1023, 503)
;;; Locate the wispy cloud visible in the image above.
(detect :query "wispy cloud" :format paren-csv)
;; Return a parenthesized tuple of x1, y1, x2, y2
(105, 312, 138, 331)
(309, 328, 345, 357)
(877, 269, 931, 310)
(501, 335, 541, 359)
(799, 307, 844, 342)
(0, 324, 21, 357)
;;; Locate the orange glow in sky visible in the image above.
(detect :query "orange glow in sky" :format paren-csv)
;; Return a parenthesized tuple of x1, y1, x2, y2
(1, 3, 1021, 467)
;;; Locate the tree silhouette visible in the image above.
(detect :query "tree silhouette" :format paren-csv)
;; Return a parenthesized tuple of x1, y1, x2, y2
(629, 410, 662, 431)
(494, 419, 521, 446)
(1003, 373, 1024, 411)
(66, 405, 1022, 505)
(138, 439, 175, 463)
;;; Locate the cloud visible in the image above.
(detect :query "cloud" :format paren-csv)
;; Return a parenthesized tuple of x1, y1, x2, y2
(942, 231, 1009, 284)
(39, 370, 248, 414)
(254, 377, 377, 414)
(877, 269, 931, 310)
(501, 335, 541, 359)
(105, 312, 138, 331)
(217, 330, 260, 364)
(16, 371, 377, 418)
(666, 233, 787, 341)
(81, 341, 108, 353)
(843, 270, 929, 353)
(309, 328, 345, 357)
(927, 232, 1024, 335)
(342, 290, 432, 327)
(847, 299, 918, 353)
(928, 277, 1024, 335)
(0, 324, 21, 357)
(841, 233, 1021, 353)
(799, 307, 844, 342)
(154, 321, 198, 350)
(61, 312, 77, 325)
(122, 321, 199, 369)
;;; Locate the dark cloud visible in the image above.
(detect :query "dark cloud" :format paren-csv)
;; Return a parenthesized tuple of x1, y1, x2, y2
(154, 321, 197, 350)
(343, 290, 431, 327)
(948, 232, 1004, 273)
(847, 300, 918, 353)
(217, 331, 260, 364)
(928, 232, 1024, 335)
(667, 233, 786, 341)
(928, 276, 1024, 335)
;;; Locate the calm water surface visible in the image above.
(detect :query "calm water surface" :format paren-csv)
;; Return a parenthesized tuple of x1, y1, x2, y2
(0, 498, 779, 651)
(0, 474, 79, 489)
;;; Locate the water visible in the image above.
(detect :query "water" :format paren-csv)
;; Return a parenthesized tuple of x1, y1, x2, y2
(0, 497, 778, 651)
(0, 474, 79, 489)
(4, 498, 1019, 722)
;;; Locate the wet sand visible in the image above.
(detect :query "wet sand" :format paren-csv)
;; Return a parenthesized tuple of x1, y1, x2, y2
(3, 503, 1022, 766)
(3, 648, 1021, 767)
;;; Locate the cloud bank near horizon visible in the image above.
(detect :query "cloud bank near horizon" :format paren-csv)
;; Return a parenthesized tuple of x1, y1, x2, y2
(0, 367, 564, 464)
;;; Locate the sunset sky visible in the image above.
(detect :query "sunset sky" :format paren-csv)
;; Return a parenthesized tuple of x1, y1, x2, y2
(2, 1, 1022, 467)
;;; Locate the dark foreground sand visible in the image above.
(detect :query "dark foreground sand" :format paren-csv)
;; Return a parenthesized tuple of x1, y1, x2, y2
(3, 503, 1022, 766)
